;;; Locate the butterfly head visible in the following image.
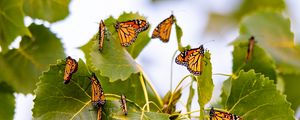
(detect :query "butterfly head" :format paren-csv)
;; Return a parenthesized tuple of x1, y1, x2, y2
(199, 45, 205, 54)
(209, 107, 215, 117)
(115, 21, 120, 30)
(170, 14, 176, 22)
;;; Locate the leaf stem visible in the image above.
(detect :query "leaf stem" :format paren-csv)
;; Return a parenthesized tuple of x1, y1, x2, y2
(142, 101, 162, 112)
(170, 50, 179, 92)
(174, 74, 194, 92)
(213, 73, 233, 77)
(182, 109, 201, 115)
(139, 72, 150, 112)
(167, 74, 194, 107)
(138, 65, 163, 106)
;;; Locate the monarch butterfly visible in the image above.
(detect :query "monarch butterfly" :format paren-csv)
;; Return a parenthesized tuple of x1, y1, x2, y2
(115, 19, 149, 47)
(151, 14, 175, 42)
(63, 56, 78, 84)
(175, 45, 205, 75)
(209, 107, 242, 120)
(89, 73, 106, 107)
(98, 20, 106, 52)
(120, 94, 128, 115)
(245, 36, 256, 62)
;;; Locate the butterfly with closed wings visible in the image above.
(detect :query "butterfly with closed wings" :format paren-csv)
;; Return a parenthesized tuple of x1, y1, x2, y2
(89, 73, 106, 107)
(63, 56, 78, 84)
(98, 20, 106, 52)
(151, 14, 176, 42)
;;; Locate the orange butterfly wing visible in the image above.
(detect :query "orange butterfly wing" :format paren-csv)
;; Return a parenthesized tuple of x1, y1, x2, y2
(175, 51, 188, 66)
(63, 56, 78, 84)
(151, 14, 175, 42)
(98, 20, 106, 52)
(90, 73, 106, 107)
(175, 45, 204, 75)
(186, 45, 204, 75)
(210, 107, 242, 120)
(115, 19, 149, 47)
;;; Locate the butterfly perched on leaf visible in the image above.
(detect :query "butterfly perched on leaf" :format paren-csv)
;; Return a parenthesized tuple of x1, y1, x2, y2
(63, 56, 78, 84)
(151, 14, 176, 42)
(120, 94, 128, 115)
(115, 19, 149, 47)
(245, 36, 256, 62)
(209, 107, 243, 120)
(175, 45, 205, 75)
(89, 73, 106, 107)
(98, 20, 106, 52)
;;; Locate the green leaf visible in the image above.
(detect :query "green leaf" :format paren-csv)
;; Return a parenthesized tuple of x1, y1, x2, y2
(23, 0, 71, 22)
(0, 24, 65, 93)
(223, 70, 294, 120)
(279, 73, 300, 111)
(161, 88, 182, 114)
(220, 78, 232, 108)
(196, 51, 213, 119)
(82, 16, 140, 82)
(101, 99, 141, 120)
(232, 40, 277, 81)
(239, 11, 300, 71)
(186, 81, 195, 118)
(238, 11, 300, 112)
(204, 0, 285, 35)
(0, 82, 15, 120)
(233, 0, 285, 20)
(125, 112, 170, 120)
(175, 22, 183, 51)
(118, 12, 151, 59)
(33, 59, 93, 120)
(174, 22, 190, 52)
(0, 0, 31, 52)
(97, 72, 162, 109)
(33, 59, 162, 119)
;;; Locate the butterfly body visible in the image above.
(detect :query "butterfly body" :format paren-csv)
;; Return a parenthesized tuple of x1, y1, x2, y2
(120, 94, 128, 115)
(209, 107, 242, 120)
(97, 107, 102, 120)
(89, 73, 106, 107)
(98, 20, 106, 52)
(246, 36, 255, 62)
(63, 56, 78, 84)
(175, 45, 205, 75)
(115, 19, 149, 47)
(152, 14, 175, 42)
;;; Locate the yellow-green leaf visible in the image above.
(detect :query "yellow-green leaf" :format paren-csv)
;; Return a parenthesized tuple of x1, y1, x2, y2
(0, 24, 65, 93)
(23, 0, 71, 22)
(0, 0, 31, 52)
(232, 39, 277, 81)
(223, 70, 294, 120)
(196, 51, 213, 119)
(0, 82, 15, 120)
(239, 11, 300, 70)
(81, 14, 147, 82)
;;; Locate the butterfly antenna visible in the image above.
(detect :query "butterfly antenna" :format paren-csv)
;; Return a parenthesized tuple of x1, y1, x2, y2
(202, 40, 215, 45)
